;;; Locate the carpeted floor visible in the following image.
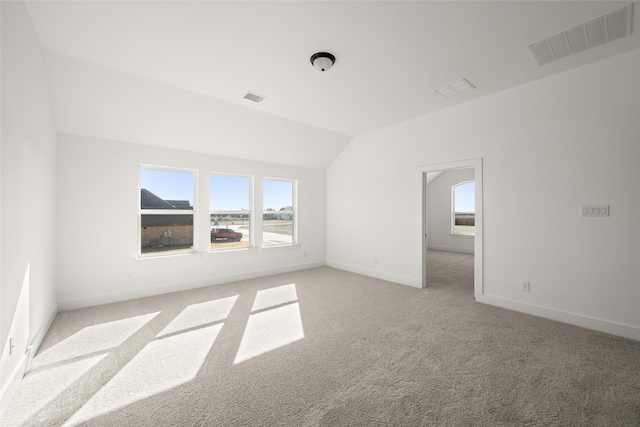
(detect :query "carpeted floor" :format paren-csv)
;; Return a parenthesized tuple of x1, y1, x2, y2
(3, 251, 640, 426)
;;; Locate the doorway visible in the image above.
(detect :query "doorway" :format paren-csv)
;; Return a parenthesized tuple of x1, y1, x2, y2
(418, 159, 483, 298)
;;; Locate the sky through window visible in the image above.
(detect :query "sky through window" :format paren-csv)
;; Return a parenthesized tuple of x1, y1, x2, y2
(455, 182, 475, 213)
(210, 175, 249, 211)
(263, 180, 293, 211)
(140, 168, 194, 205)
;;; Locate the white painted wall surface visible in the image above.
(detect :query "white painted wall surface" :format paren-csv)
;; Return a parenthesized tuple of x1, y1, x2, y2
(1, 1, 58, 412)
(43, 50, 351, 171)
(57, 134, 326, 310)
(427, 168, 475, 254)
(327, 49, 640, 339)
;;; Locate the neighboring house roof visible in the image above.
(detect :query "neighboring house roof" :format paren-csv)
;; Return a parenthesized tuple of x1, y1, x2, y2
(140, 189, 192, 210)
(141, 215, 193, 227)
(166, 200, 192, 209)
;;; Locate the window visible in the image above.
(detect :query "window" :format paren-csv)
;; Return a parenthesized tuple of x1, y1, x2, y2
(263, 179, 295, 246)
(452, 181, 475, 236)
(139, 167, 196, 256)
(210, 174, 251, 250)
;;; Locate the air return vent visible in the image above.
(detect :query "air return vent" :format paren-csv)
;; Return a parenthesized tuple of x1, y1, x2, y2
(434, 78, 475, 99)
(528, 4, 633, 66)
(243, 92, 266, 103)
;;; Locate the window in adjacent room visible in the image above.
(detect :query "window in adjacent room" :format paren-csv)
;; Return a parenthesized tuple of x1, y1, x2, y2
(139, 167, 196, 256)
(263, 179, 296, 246)
(210, 174, 252, 250)
(452, 181, 475, 236)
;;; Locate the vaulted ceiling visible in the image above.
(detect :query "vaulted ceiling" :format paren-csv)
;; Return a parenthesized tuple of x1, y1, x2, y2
(23, 1, 640, 169)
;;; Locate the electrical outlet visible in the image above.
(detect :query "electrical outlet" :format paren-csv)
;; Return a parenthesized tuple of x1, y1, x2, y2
(374, 258, 379, 264)
(126, 272, 133, 281)
(580, 205, 609, 217)
(303, 251, 307, 258)
(521, 281, 530, 292)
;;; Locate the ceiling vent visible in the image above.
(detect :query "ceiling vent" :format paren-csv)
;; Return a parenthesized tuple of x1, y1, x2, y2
(528, 4, 633, 66)
(434, 78, 476, 99)
(243, 92, 266, 103)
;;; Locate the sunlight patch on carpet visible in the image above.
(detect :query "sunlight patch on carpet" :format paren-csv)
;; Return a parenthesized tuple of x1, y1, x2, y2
(64, 323, 222, 426)
(32, 312, 160, 369)
(251, 283, 297, 311)
(7, 354, 107, 426)
(157, 295, 238, 337)
(234, 284, 304, 364)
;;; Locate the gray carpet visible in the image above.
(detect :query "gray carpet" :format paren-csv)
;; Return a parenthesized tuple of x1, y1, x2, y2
(3, 251, 640, 426)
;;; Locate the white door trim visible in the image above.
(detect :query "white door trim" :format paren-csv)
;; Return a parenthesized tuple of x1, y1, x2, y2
(417, 158, 483, 299)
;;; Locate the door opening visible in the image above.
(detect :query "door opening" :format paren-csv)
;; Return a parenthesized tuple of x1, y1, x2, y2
(418, 159, 483, 299)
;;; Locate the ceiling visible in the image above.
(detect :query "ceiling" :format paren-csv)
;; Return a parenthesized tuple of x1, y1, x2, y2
(22, 1, 640, 169)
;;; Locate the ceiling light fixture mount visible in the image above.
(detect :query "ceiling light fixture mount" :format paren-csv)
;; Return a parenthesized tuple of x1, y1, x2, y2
(310, 52, 336, 72)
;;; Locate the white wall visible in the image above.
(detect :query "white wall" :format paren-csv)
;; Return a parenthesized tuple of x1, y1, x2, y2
(327, 49, 640, 339)
(43, 50, 352, 171)
(57, 134, 326, 310)
(1, 1, 58, 412)
(427, 168, 475, 254)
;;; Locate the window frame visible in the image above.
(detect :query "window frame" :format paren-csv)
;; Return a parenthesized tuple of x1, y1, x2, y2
(138, 165, 198, 258)
(209, 172, 253, 251)
(262, 178, 297, 247)
(451, 180, 475, 237)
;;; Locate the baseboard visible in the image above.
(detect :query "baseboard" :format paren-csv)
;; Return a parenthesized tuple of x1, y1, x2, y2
(29, 304, 58, 366)
(58, 261, 326, 311)
(0, 303, 56, 417)
(0, 348, 30, 417)
(476, 294, 640, 341)
(427, 245, 474, 254)
(326, 260, 420, 288)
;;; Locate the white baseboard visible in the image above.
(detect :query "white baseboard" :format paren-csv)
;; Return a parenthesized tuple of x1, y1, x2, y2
(58, 261, 326, 311)
(326, 260, 420, 288)
(0, 349, 30, 417)
(427, 245, 474, 254)
(476, 294, 640, 341)
(0, 303, 56, 417)
(29, 304, 58, 366)
(57, 263, 640, 342)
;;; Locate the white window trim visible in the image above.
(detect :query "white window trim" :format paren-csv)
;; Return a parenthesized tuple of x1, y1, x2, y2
(262, 178, 297, 247)
(209, 173, 254, 251)
(451, 180, 475, 237)
(138, 165, 198, 258)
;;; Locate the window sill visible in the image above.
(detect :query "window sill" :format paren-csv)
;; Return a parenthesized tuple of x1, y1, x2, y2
(137, 250, 199, 260)
(262, 243, 300, 251)
(209, 246, 252, 254)
(450, 233, 475, 238)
